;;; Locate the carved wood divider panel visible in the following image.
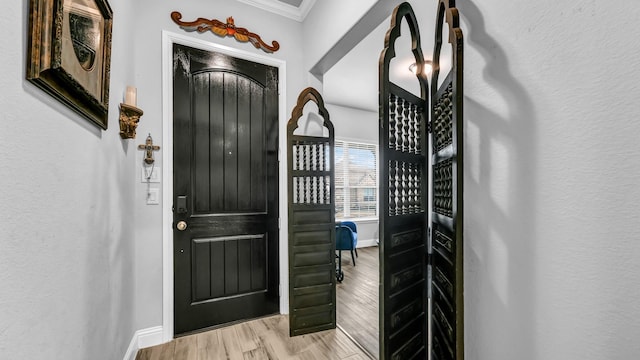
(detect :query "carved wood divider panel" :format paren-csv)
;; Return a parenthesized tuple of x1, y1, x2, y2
(287, 87, 336, 337)
(379, 3, 430, 359)
(379, 1, 465, 359)
(430, 1, 464, 359)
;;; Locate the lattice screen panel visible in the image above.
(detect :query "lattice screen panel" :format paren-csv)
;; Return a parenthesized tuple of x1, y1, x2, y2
(387, 160, 424, 216)
(433, 83, 453, 152)
(291, 140, 331, 205)
(433, 159, 453, 217)
(388, 94, 423, 155)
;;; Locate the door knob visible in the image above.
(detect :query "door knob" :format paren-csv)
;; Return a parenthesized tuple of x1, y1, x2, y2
(176, 221, 187, 231)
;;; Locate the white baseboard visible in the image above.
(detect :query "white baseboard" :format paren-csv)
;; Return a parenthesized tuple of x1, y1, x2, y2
(357, 239, 378, 248)
(123, 326, 164, 360)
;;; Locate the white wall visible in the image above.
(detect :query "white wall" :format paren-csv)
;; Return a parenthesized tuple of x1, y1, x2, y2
(326, 103, 378, 142)
(459, 1, 640, 359)
(0, 0, 137, 359)
(130, 0, 306, 332)
(326, 103, 379, 245)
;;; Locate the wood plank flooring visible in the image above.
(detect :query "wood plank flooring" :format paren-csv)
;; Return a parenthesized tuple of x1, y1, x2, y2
(135, 315, 372, 360)
(336, 246, 379, 359)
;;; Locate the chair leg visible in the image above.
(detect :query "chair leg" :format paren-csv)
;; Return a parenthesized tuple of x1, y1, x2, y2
(336, 250, 344, 282)
(355, 248, 358, 257)
(351, 249, 356, 266)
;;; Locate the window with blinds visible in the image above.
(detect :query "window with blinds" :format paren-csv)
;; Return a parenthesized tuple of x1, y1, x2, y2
(335, 140, 378, 219)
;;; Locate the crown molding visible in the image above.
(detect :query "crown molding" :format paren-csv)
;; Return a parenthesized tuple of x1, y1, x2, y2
(236, 0, 316, 22)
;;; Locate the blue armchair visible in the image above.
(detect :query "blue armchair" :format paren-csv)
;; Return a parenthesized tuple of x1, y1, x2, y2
(335, 221, 358, 266)
(341, 221, 358, 259)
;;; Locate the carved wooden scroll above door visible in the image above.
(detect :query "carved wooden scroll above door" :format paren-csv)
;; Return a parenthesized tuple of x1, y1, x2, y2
(170, 12, 280, 53)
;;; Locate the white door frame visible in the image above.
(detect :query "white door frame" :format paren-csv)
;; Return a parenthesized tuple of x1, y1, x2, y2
(161, 30, 288, 342)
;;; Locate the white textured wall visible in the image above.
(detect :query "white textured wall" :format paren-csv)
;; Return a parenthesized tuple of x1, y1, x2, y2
(326, 103, 378, 142)
(131, 0, 306, 331)
(459, 0, 640, 359)
(0, 0, 137, 359)
(326, 103, 379, 244)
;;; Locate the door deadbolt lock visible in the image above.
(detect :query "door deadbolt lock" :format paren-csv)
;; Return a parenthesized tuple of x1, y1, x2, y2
(176, 221, 187, 231)
(176, 196, 188, 214)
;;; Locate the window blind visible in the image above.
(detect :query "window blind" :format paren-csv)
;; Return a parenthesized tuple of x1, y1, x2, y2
(334, 140, 378, 219)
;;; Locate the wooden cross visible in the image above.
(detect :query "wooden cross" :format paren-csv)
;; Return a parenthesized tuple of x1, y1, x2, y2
(138, 134, 160, 164)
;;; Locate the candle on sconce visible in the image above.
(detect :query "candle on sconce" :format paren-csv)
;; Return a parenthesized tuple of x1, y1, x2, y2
(125, 86, 137, 107)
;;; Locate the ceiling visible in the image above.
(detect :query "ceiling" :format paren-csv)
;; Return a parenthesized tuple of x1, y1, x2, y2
(324, 0, 444, 112)
(278, 0, 303, 7)
(238, 0, 448, 112)
(235, 0, 316, 22)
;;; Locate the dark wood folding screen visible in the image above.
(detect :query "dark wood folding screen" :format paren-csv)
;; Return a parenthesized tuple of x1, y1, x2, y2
(287, 87, 336, 337)
(379, 3, 430, 359)
(379, 1, 464, 359)
(430, 1, 464, 359)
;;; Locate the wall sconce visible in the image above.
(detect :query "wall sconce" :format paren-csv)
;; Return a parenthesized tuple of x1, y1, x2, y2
(119, 86, 143, 139)
(409, 60, 433, 76)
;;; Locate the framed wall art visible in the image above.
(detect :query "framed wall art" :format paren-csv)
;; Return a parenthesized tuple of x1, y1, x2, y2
(27, 0, 113, 129)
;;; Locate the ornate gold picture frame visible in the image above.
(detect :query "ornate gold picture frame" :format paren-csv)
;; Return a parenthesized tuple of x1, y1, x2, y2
(27, 0, 113, 129)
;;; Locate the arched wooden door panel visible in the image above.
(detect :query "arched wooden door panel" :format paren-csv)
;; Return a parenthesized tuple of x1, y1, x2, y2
(287, 87, 336, 336)
(430, 1, 464, 359)
(379, 1, 464, 359)
(379, 3, 430, 359)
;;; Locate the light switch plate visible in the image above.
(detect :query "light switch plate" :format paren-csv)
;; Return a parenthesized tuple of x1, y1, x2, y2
(147, 188, 160, 205)
(141, 166, 161, 183)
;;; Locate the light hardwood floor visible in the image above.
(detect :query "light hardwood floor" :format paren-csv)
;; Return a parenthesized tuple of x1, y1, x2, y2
(135, 315, 372, 360)
(336, 246, 379, 359)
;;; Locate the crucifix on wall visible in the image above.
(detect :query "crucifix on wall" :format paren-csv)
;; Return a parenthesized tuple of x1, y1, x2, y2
(138, 134, 160, 164)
